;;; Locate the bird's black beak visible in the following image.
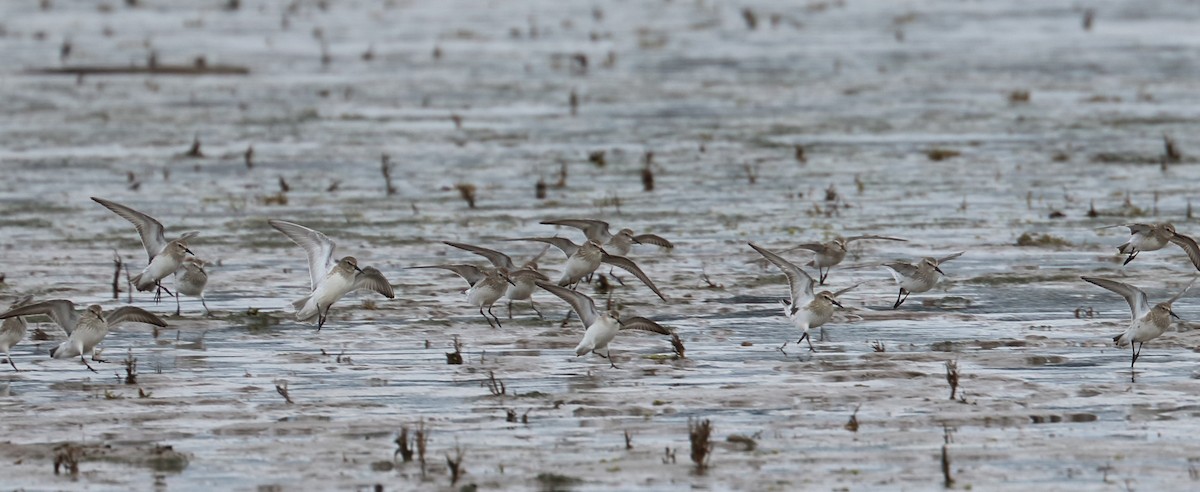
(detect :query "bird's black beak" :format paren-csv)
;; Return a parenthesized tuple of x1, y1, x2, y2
(934, 265, 945, 275)
(504, 274, 516, 286)
(354, 265, 365, 274)
(831, 298, 843, 308)
(1170, 309, 1182, 320)
(184, 247, 195, 256)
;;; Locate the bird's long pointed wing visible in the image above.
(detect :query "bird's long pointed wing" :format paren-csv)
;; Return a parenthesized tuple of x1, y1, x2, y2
(0, 300, 79, 334)
(411, 264, 486, 287)
(107, 306, 168, 327)
(92, 197, 168, 260)
(354, 267, 396, 298)
(540, 219, 610, 243)
(937, 252, 965, 264)
(1168, 233, 1200, 272)
(269, 219, 337, 290)
(443, 241, 516, 269)
(882, 261, 918, 278)
(631, 233, 674, 249)
(536, 280, 598, 328)
(504, 237, 579, 258)
(1097, 223, 1152, 234)
(833, 283, 861, 298)
(1166, 276, 1197, 305)
(510, 268, 550, 282)
(600, 254, 668, 301)
(749, 242, 815, 304)
(524, 244, 552, 268)
(1082, 276, 1150, 320)
(620, 316, 672, 335)
(844, 235, 907, 244)
(784, 241, 832, 255)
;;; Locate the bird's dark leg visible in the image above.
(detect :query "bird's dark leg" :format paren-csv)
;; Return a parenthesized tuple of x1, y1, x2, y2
(201, 298, 212, 317)
(818, 268, 829, 285)
(893, 289, 910, 309)
(175, 292, 182, 316)
(81, 354, 97, 373)
(608, 268, 626, 286)
(487, 305, 502, 329)
(777, 341, 788, 353)
(1124, 251, 1139, 265)
(480, 307, 496, 329)
(560, 310, 573, 328)
(507, 301, 514, 320)
(529, 299, 543, 319)
(4, 355, 17, 372)
(597, 351, 618, 369)
(799, 332, 816, 352)
(317, 307, 327, 332)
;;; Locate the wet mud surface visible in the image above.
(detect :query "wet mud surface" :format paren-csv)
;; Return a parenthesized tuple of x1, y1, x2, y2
(4, 0, 1200, 490)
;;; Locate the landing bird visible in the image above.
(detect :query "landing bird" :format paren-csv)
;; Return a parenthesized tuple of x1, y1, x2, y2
(778, 234, 906, 284)
(748, 243, 855, 352)
(443, 241, 550, 318)
(506, 237, 667, 301)
(0, 301, 166, 373)
(412, 264, 514, 329)
(92, 197, 197, 301)
(1082, 276, 1194, 372)
(175, 257, 210, 316)
(883, 252, 963, 309)
(540, 218, 674, 257)
(536, 281, 672, 368)
(1101, 223, 1200, 270)
(0, 296, 33, 371)
(269, 220, 395, 331)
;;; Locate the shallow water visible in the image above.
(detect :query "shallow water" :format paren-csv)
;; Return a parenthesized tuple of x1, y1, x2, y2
(4, 0, 1200, 490)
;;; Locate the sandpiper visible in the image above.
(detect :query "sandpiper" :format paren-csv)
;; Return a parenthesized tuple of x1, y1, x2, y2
(412, 264, 514, 329)
(749, 243, 855, 352)
(0, 301, 166, 373)
(0, 296, 33, 371)
(536, 281, 672, 368)
(780, 234, 906, 284)
(1101, 223, 1200, 270)
(1082, 276, 1194, 374)
(506, 237, 667, 301)
(175, 257, 210, 316)
(92, 197, 197, 302)
(540, 218, 674, 257)
(269, 220, 395, 330)
(443, 241, 550, 318)
(883, 252, 963, 309)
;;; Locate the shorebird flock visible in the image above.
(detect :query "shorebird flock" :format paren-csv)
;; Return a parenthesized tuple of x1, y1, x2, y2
(1, 198, 1199, 377)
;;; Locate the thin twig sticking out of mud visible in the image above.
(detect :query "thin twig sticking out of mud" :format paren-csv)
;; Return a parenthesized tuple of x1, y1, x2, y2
(275, 381, 293, 404)
(112, 251, 123, 300)
(942, 426, 955, 488)
(446, 336, 463, 364)
(122, 349, 137, 385)
(945, 360, 960, 400)
(381, 154, 396, 196)
(844, 404, 861, 432)
(446, 443, 465, 486)
(483, 370, 505, 396)
(688, 418, 713, 474)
